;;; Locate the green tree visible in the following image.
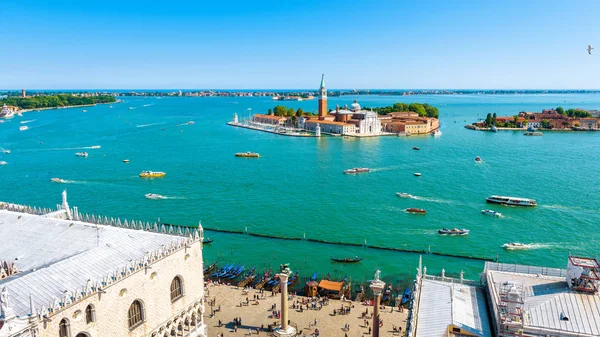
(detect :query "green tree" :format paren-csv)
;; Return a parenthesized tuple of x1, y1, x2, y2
(513, 115, 519, 127)
(492, 113, 497, 126)
(296, 108, 304, 116)
(424, 104, 439, 118)
(272, 105, 287, 116)
(408, 103, 426, 117)
(287, 108, 295, 117)
(267, 108, 272, 115)
(541, 119, 550, 128)
(393, 102, 409, 111)
(485, 113, 493, 126)
(556, 106, 565, 115)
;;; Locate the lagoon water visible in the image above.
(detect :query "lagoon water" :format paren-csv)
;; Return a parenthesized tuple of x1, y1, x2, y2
(1, 93, 599, 284)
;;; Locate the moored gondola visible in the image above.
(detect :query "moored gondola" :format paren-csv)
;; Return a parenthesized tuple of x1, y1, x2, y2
(202, 238, 214, 244)
(330, 256, 363, 263)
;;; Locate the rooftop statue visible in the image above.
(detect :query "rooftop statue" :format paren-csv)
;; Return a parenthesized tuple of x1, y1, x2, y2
(374, 269, 381, 281)
(279, 263, 291, 275)
(1, 287, 10, 316)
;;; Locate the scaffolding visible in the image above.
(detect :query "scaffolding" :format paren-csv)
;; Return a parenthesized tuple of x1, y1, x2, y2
(497, 282, 524, 337)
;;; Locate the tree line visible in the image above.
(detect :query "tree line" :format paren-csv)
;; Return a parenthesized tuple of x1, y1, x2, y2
(0, 94, 116, 110)
(555, 106, 592, 118)
(268, 106, 317, 117)
(363, 102, 439, 118)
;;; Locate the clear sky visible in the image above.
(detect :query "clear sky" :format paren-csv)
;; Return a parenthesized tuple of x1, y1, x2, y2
(1, 0, 599, 89)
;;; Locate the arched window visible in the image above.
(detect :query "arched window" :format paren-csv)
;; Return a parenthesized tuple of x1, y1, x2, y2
(59, 318, 71, 337)
(85, 304, 96, 324)
(75, 333, 91, 337)
(128, 300, 144, 329)
(170, 276, 184, 302)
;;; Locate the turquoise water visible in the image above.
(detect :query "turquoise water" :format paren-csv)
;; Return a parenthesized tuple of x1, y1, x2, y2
(1, 94, 599, 284)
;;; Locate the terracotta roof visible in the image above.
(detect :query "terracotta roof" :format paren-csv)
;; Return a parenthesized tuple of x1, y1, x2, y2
(305, 120, 353, 126)
(318, 280, 344, 292)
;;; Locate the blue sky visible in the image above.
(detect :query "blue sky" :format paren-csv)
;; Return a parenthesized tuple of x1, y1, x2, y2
(1, 0, 599, 89)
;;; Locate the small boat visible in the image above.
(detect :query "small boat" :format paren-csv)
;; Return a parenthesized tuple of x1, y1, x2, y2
(524, 131, 543, 136)
(490, 125, 498, 132)
(145, 193, 167, 199)
(2, 149, 10, 154)
(75, 152, 89, 157)
(330, 256, 363, 263)
(123, 159, 130, 163)
(401, 286, 411, 304)
(503, 242, 530, 250)
(82, 109, 87, 112)
(109, 106, 113, 108)
(475, 156, 482, 162)
(433, 129, 442, 137)
(438, 228, 470, 235)
(396, 192, 415, 199)
(235, 152, 260, 158)
(486, 195, 536, 207)
(51, 178, 66, 183)
(344, 167, 370, 174)
(90, 145, 101, 149)
(129, 107, 135, 110)
(19, 126, 28, 131)
(188, 121, 195, 125)
(412, 147, 420, 150)
(414, 173, 422, 177)
(481, 209, 502, 217)
(202, 238, 213, 244)
(140, 171, 166, 178)
(406, 208, 426, 214)
(0, 161, 7, 165)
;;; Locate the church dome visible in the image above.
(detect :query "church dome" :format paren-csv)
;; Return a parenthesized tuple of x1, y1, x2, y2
(351, 99, 361, 112)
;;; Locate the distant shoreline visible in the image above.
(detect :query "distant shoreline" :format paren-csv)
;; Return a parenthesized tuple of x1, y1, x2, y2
(464, 125, 599, 132)
(18, 100, 119, 115)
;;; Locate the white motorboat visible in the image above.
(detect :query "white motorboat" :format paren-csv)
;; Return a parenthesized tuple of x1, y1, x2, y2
(76, 152, 89, 157)
(414, 172, 422, 177)
(2, 149, 10, 154)
(503, 242, 530, 250)
(481, 209, 502, 217)
(82, 109, 87, 112)
(145, 193, 167, 200)
(486, 195, 537, 207)
(19, 126, 29, 131)
(396, 192, 415, 199)
(433, 129, 442, 137)
(0, 161, 7, 165)
(51, 178, 66, 183)
(90, 145, 101, 149)
(344, 167, 370, 174)
(438, 228, 470, 235)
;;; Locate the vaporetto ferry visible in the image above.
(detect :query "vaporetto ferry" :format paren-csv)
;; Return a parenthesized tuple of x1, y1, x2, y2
(485, 195, 537, 207)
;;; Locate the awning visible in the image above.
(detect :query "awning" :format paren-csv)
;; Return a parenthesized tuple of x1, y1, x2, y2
(318, 280, 344, 292)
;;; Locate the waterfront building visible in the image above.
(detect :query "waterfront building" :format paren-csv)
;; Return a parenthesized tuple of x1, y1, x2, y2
(304, 119, 356, 134)
(408, 261, 492, 337)
(575, 118, 598, 129)
(382, 114, 439, 134)
(483, 257, 600, 337)
(253, 114, 287, 126)
(0, 193, 208, 337)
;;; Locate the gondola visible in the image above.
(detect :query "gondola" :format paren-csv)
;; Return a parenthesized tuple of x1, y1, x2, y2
(330, 256, 363, 263)
(202, 238, 213, 244)
(203, 261, 218, 274)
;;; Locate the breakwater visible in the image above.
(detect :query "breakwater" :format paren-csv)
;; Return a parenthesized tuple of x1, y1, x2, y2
(203, 226, 495, 262)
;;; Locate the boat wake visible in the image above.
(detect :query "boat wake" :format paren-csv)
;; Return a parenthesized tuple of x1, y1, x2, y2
(142, 104, 154, 107)
(20, 119, 36, 124)
(413, 196, 454, 204)
(136, 122, 167, 128)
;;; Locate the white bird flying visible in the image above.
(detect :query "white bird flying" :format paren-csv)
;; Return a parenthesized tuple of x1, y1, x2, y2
(588, 45, 594, 55)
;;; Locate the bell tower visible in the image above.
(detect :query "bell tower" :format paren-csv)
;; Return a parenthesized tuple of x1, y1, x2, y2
(318, 74, 328, 119)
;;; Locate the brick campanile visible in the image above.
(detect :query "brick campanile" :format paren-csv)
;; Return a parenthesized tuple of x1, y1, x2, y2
(318, 74, 328, 119)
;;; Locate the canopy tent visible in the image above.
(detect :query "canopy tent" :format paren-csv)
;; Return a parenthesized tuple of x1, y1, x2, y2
(318, 280, 344, 292)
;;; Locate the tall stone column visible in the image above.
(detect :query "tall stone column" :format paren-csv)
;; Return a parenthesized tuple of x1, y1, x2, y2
(370, 270, 386, 337)
(275, 264, 296, 337)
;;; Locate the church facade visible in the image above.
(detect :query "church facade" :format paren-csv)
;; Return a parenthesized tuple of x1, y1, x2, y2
(0, 192, 208, 337)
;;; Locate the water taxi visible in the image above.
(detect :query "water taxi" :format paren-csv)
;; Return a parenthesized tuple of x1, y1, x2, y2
(503, 242, 530, 250)
(123, 159, 130, 163)
(145, 193, 167, 199)
(396, 192, 415, 199)
(344, 167, 370, 174)
(140, 171, 166, 178)
(19, 126, 28, 131)
(51, 178, 66, 183)
(414, 172, 422, 177)
(433, 129, 442, 137)
(75, 152, 89, 157)
(412, 147, 420, 150)
(524, 131, 543, 136)
(406, 208, 426, 214)
(438, 228, 470, 235)
(235, 152, 260, 158)
(481, 209, 502, 217)
(486, 195, 537, 207)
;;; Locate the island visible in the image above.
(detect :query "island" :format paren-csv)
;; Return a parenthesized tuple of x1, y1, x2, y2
(465, 107, 599, 131)
(0, 93, 116, 118)
(228, 75, 440, 137)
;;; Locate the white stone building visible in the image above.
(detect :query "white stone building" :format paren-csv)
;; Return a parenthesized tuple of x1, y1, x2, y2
(0, 194, 208, 337)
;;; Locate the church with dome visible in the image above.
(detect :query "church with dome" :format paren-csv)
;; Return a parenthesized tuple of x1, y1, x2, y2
(299, 75, 383, 136)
